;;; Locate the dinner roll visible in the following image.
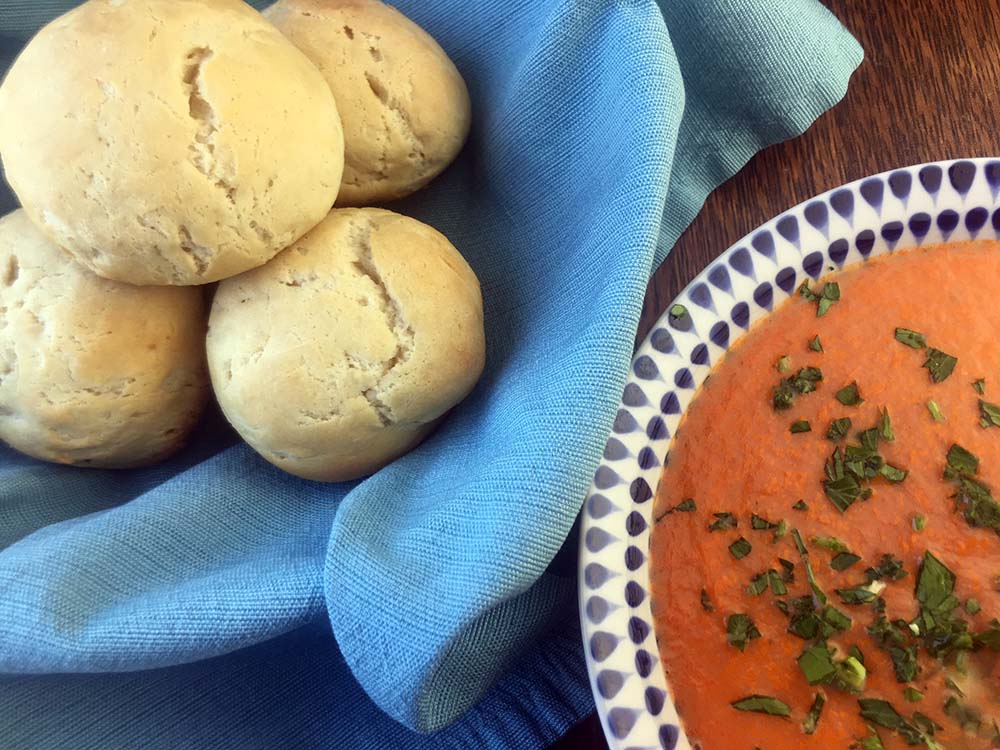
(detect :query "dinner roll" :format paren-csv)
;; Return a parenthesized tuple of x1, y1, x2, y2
(264, 0, 471, 206)
(0, 0, 344, 286)
(207, 208, 485, 482)
(0, 210, 209, 468)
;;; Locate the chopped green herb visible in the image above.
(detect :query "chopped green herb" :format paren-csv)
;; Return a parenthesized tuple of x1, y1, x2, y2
(747, 572, 770, 597)
(708, 513, 738, 532)
(943, 696, 983, 735)
(776, 355, 792, 373)
(923, 348, 958, 383)
(944, 677, 965, 697)
(979, 399, 1000, 428)
(790, 420, 811, 434)
(860, 726, 885, 750)
(857, 699, 929, 746)
(945, 444, 979, 478)
(751, 514, 778, 531)
(903, 688, 923, 703)
(818, 282, 840, 317)
(836, 381, 864, 406)
(966, 598, 981, 615)
(837, 587, 879, 605)
(865, 554, 908, 583)
(832, 552, 862, 571)
(894, 328, 927, 349)
(880, 464, 908, 483)
(731, 695, 791, 717)
(798, 643, 866, 692)
(773, 519, 788, 542)
(793, 500, 809, 512)
(768, 570, 788, 596)
(809, 335, 823, 352)
(913, 515, 927, 532)
(813, 536, 850, 553)
(827, 417, 853, 441)
(791, 529, 808, 556)
(927, 400, 945, 422)
(804, 558, 828, 606)
(726, 613, 761, 651)
(729, 537, 752, 560)
(850, 645, 866, 665)
(673, 498, 697, 512)
(669, 304, 687, 319)
(798, 280, 818, 301)
(802, 692, 825, 735)
(974, 378, 986, 395)
(825, 474, 862, 513)
(778, 558, 796, 583)
(879, 408, 895, 442)
(772, 367, 824, 410)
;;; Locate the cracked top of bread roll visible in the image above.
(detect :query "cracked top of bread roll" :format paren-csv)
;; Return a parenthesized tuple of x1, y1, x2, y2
(0, 0, 344, 286)
(206, 207, 485, 482)
(0, 210, 210, 468)
(264, 0, 471, 206)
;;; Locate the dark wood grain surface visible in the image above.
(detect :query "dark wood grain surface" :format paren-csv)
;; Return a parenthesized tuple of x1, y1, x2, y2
(553, 0, 1000, 747)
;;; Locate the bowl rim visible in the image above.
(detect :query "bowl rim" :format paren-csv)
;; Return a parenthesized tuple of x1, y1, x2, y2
(577, 156, 1000, 750)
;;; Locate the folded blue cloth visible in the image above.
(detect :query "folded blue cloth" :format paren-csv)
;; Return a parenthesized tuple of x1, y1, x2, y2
(0, 1, 862, 746)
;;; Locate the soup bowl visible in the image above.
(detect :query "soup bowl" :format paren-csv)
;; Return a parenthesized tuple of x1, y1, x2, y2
(578, 157, 1000, 750)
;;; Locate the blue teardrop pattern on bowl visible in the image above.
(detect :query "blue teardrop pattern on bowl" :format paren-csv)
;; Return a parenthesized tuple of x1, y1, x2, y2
(856, 229, 876, 257)
(860, 178, 884, 209)
(948, 160, 976, 195)
(586, 527, 616, 553)
(622, 383, 647, 407)
(607, 707, 639, 740)
(597, 670, 627, 700)
(966, 207, 989, 236)
(731, 301, 750, 329)
(587, 494, 615, 519)
(908, 212, 931, 241)
(751, 231, 775, 258)
(585, 595, 611, 624)
(707, 264, 731, 293)
(689, 282, 715, 312)
(637, 447, 660, 470)
(674, 368, 694, 389)
(646, 416, 668, 441)
(626, 511, 647, 537)
(889, 170, 912, 201)
(667, 305, 694, 334)
(776, 215, 799, 246)
(584, 563, 615, 589)
(709, 321, 730, 349)
(690, 344, 710, 367)
(625, 580, 646, 607)
(645, 687, 666, 716)
(803, 201, 829, 233)
(613, 409, 638, 434)
(775, 266, 797, 294)
(937, 209, 959, 238)
(881, 221, 905, 249)
(634, 355, 659, 380)
(828, 238, 849, 266)
(604, 438, 629, 461)
(625, 545, 645, 571)
(590, 631, 620, 662)
(986, 161, 1000, 198)
(630, 478, 652, 503)
(650, 329, 675, 354)
(594, 466, 620, 490)
(635, 649, 654, 678)
(829, 189, 854, 219)
(659, 724, 681, 750)
(728, 246, 754, 278)
(660, 392, 680, 414)
(628, 616, 651, 645)
(753, 282, 773, 310)
(802, 251, 824, 278)
(919, 164, 942, 196)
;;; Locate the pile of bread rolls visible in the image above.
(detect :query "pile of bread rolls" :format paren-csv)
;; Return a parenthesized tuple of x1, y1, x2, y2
(0, 0, 485, 482)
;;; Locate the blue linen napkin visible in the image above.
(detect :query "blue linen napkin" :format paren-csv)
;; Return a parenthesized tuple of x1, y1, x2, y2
(0, 0, 862, 746)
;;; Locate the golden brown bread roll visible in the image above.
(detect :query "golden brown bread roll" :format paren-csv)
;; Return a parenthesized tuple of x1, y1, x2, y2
(206, 207, 485, 481)
(0, 0, 345, 286)
(264, 0, 471, 206)
(0, 210, 210, 468)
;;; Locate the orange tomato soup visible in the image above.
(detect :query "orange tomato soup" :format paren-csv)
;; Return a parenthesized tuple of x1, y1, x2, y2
(650, 241, 1000, 750)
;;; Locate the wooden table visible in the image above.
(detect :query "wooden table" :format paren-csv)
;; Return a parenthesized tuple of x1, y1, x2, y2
(552, 0, 1000, 746)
